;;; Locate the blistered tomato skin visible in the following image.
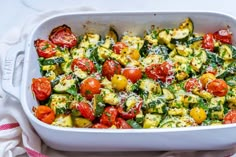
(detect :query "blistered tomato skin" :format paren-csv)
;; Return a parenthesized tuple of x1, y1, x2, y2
(35, 105, 55, 124)
(122, 68, 142, 83)
(92, 123, 109, 128)
(49, 25, 77, 48)
(77, 102, 95, 121)
(102, 60, 122, 80)
(113, 42, 127, 54)
(223, 110, 236, 124)
(207, 79, 228, 97)
(115, 118, 132, 129)
(185, 78, 202, 92)
(202, 33, 214, 51)
(145, 62, 173, 83)
(100, 106, 118, 127)
(32, 78, 51, 101)
(71, 58, 96, 74)
(213, 29, 232, 44)
(34, 39, 56, 58)
(80, 78, 101, 100)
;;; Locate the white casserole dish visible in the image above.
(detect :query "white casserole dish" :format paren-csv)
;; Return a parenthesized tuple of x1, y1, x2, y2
(2, 11, 236, 151)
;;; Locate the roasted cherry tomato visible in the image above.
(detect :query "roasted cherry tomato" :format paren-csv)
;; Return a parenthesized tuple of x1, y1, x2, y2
(35, 105, 55, 124)
(122, 67, 142, 83)
(113, 42, 127, 54)
(223, 110, 236, 124)
(102, 60, 121, 80)
(115, 118, 131, 129)
(77, 102, 95, 121)
(92, 123, 109, 128)
(200, 73, 216, 88)
(117, 97, 142, 120)
(207, 79, 228, 97)
(32, 77, 51, 101)
(100, 106, 118, 127)
(71, 58, 96, 74)
(190, 107, 207, 124)
(49, 24, 77, 48)
(111, 74, 128, 91)
(80, 78, 101, 100)
(145, 62, 173, 83)
(202, 33, 214, 51)
(34, 39, 56, 58)
(185, 78, 202, 92)
(213, 29, 232, 44)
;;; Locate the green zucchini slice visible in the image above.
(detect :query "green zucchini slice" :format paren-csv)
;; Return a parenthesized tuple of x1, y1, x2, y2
(171, 28, 190, 44)
(42, 57, 65, 65)
(53, 75, 77, 95)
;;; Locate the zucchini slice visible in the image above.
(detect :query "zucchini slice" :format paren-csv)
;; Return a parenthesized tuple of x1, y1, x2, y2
(53, 75, 77, 95)
(97, 46, 113, 62)
(74, 117, 93, 128)
(52, 114, 73, 127)
(42, 57, 65, 65)
(101, 27, 118, 48)
(79, 33, 100, 48)
(179, 18, 194, 35)
(171, 28, 190, 44)
(93, 94, 105, 117)
(217, 61, 236, 78)
(126, 119, 142, 129)
(147, 98, 167, 114)
(49, 94, 69, 114)
(143, 113, 162, 128)
(163, 88, 175, 101)
(218, 44, 236, 60)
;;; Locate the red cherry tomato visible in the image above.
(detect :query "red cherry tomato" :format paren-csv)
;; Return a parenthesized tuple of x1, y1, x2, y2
(100, 106, 118, 127)
(71, 58, 96, 74)
(115, 118, 132, 129)
(34, 39, 56, 58)
(223, 110, 236, 124)
(113, 42, 127, 54)
(145, 62, 173, 83)
(202, 33, 214, 51)
(92, 123, 109, 128)
(32, 77, 51, 101)
(118, 97, 142, 120)
(49, 25, 77, 48)
(185, 78, 203, 92)
(207, 79, 228, 97)
(35, 105, 55, 124)
(213, 29, 232, 44)
(80, 78, 101, 100)
(102, 60, 121, 80)
(122, 67, 142, 83)
(77, 102, 95, 121)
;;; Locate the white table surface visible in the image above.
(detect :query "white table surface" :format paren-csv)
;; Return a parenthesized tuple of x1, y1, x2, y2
(1, 0, 236, 156)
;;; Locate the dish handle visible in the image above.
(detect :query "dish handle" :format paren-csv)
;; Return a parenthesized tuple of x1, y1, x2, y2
(2, 42, 25, 101)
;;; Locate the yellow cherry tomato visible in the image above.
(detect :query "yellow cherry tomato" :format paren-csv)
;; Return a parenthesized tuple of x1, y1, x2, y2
(111, 74, 128, 91)
(190, 107, 207, 124)
(200, 73, 216, 88)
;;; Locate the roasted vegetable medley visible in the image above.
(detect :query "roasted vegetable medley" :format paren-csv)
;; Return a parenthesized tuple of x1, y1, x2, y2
(32, 18, 236, 128)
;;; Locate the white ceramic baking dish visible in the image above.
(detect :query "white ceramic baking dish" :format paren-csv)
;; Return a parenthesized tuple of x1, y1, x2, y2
(2, 11, 236, 151)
